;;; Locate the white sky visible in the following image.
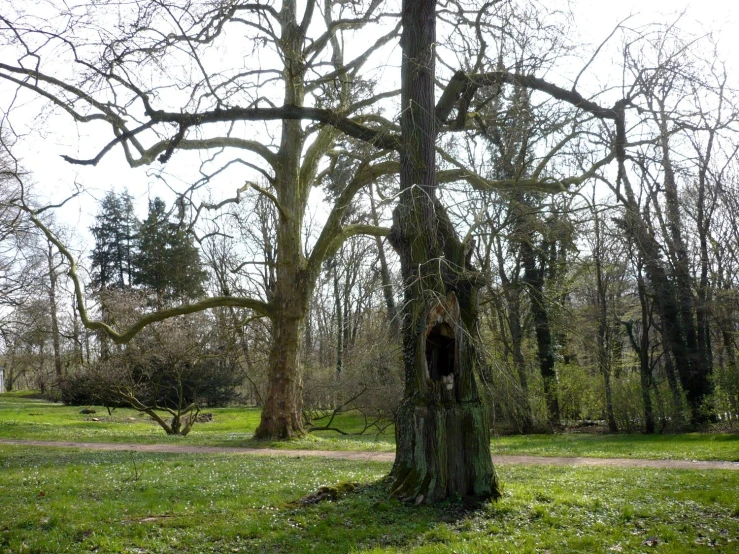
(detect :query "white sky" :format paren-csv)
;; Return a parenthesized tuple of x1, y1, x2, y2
(3, 0, 738, 254)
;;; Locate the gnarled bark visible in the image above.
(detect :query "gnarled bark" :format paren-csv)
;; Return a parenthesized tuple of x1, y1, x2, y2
(389, 0, 499, 504)
(255, 311, 305, 439)
(389, 194, 499, 502)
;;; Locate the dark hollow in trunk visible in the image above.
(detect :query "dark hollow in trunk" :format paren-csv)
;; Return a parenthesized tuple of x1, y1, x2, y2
(389, 284, 501, 503)
(426, 323, 455, 383)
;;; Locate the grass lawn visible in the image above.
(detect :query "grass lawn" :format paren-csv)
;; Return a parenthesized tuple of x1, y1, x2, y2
(2, 392, 739, 461)
(490, 432, 739, 462)
(1, 444, 738, 553)
(0, 392, 394, 452)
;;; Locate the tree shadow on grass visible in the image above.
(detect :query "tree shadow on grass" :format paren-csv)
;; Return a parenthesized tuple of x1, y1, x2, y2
(0, 447, 500, 554)
(239, 478, 491, 554)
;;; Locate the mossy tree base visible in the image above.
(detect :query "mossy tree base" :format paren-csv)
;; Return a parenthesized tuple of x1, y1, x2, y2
(254, 311, 306, 440)
(388, 192, 501, 504)
(391, 400, 499, 503)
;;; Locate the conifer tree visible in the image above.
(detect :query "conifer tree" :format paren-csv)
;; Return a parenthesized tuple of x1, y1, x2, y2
(90, 190, 138, 291)
(132, 198, 207, 307)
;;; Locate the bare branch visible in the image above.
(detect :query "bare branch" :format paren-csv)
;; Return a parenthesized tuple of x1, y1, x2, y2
(25, 208, 273, 344)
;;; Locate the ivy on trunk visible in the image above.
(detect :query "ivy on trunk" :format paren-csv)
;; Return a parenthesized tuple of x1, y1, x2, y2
(388, 0, 500, 504)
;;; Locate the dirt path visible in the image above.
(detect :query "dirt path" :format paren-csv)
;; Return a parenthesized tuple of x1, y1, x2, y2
(1, 438, 737, 470)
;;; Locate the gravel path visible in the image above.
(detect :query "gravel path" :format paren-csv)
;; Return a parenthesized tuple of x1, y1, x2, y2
(2, 438, 738, 470)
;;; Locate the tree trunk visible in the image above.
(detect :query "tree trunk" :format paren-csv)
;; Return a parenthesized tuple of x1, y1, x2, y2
(254, 0, 310, 439)
(721, 329, 739, 415)
(254, 201, 309, 438)
(71, 292, 84, 366)
(334, 265, 343, 376)
(389, 0, 499, 503)
(370, 184, 399, 337)
(493, 242, 533, 433)
(99, 297, 111, 362)
(253, 179, 310, 438)
(507, 288, 533, 432)
(695, 128, 714, 419)
(612, 105, 685, 421)
(254, 310, 305, 439)
(597, 299, 618, 433)
(629, 216, 685, 418)
(38, 342, 46, 394)
(47, 242, 63, 380)
(656, 108, 712, 422)
(390, 205, 499, 502)
(520, 236, 560, 427)
(636, 268, 655, 434)
(6, 338, 16, 392)
(593, 212, 618, 433)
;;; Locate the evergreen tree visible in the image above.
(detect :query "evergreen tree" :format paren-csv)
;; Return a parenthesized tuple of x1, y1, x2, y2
(90, 190, 138, 290)
(132, 197, 207, 307)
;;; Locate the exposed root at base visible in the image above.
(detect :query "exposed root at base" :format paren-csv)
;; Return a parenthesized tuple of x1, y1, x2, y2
(291, 481, 360, 505)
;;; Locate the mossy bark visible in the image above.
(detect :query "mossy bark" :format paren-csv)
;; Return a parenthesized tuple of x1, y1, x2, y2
(253, 126, 309, 439)
(254, 0, 310, 439)
(389, 193, 500, 503)
(636, 268, 656, 434)
(255, 309, 305, 439)
(388, 0, 499, 503)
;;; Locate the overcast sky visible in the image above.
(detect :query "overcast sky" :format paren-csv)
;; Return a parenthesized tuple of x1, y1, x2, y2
(580, 0, 736, 44)
(3, 0, 737, 252)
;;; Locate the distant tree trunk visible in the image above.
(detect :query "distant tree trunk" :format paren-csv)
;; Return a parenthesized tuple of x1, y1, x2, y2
(389, 0, 499, 504)
(84, 312, 92, 366)
(695, 120, 716, 416)
(5, 338, 16, 391)
(304, 307, 313, 354)
(38, 342, 46, 394)
(241, 324, 263, 406)
(225, 306, 264, 407)
(334, 264, 343, 376)
(342, 252, 355, 352)
(716, 277, 739, 416)
(721, 328, 738, 415)
(71, 292, 84, 366)
(593, 210, 618, 433)
(612, 103, 685, 421)
(635, 265, 655, 434)
(696, 234, 712, 399)
(47, 241, 63, 380)
(519, 232, 559, 427)
(99, 295, 111, 362)
(596, 295, 618, 433)
(493, 240, 533, 432)
(628, 211, 685, 416)
(508, 295, 532, 431)
(370, 184, 398, 337)
(655, 107, 712, 422)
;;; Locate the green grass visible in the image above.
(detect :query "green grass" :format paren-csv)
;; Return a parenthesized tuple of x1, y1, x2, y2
(0, 394, 395, 452)
(491, 432, 739, 462)
(1, 444, 738, 553)
(1, 393, 738, 460)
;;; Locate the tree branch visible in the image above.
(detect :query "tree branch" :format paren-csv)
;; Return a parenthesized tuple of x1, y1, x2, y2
(307, 159, 398, 280)
(25, 209, 273, 344)
(56, 105, 400, 166)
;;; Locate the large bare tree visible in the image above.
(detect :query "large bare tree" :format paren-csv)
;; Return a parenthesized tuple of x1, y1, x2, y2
(1, 0, 402, 438)
(6, 0, 726, 498)
(0, 0, 577, 443)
